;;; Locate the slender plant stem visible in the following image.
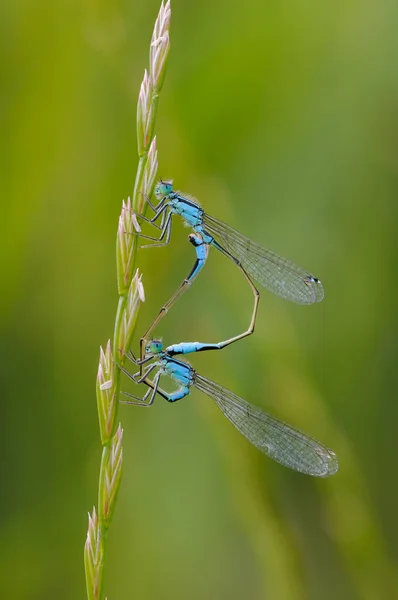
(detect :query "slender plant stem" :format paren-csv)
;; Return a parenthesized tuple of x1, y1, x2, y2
(84, 3, 171, 599)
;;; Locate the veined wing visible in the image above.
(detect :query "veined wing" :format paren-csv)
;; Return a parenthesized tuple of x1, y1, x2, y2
(203, 213, 324, 305)
(194, 373, 338, 477)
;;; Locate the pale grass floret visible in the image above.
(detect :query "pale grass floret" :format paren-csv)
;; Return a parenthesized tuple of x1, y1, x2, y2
(150, 1, 171, 91)
(99, 425, 124, 528)
(97, 341, 117, 444)
(99, 378, 113, 392)
(137, 69, 153, 155)
(84, 508, 103, 600)
(116, 136, 158, 293)
(116, 138, 158, 287)
(116, 269, 145, 359)
(116, 195, 149, 293)
(150, 30, 170, 91)
(141, 136, 159, 211)
(136, 273, 145, 302)
(117, 197, 136, 293)
(132, 213, 141, 233)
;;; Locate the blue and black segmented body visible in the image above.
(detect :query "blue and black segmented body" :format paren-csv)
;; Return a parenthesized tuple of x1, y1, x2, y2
(150, 180, 324, 306)
(119, 339, 338, 478)
(166, 341, 224, 356)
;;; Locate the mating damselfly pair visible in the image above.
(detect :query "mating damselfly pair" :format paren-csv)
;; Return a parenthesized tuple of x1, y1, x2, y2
(120, 181, 338, 477)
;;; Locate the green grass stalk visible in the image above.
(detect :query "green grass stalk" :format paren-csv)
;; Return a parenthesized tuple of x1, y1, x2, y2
(84, 3, 171, 598)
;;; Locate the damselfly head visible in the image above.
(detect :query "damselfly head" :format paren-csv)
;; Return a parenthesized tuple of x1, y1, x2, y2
(146, 339, 163, 355)
(155, 180, 173, 199)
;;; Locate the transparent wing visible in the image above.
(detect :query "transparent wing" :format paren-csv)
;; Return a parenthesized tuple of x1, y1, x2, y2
(203, 213, 324, 304)
(194, 373, 338, 477)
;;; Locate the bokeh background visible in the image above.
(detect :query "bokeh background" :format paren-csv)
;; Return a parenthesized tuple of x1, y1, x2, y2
(2, 0, 398, 598)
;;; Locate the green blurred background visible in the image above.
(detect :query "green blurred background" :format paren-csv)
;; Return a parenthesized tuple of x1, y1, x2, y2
(2, 0, 398, 598)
